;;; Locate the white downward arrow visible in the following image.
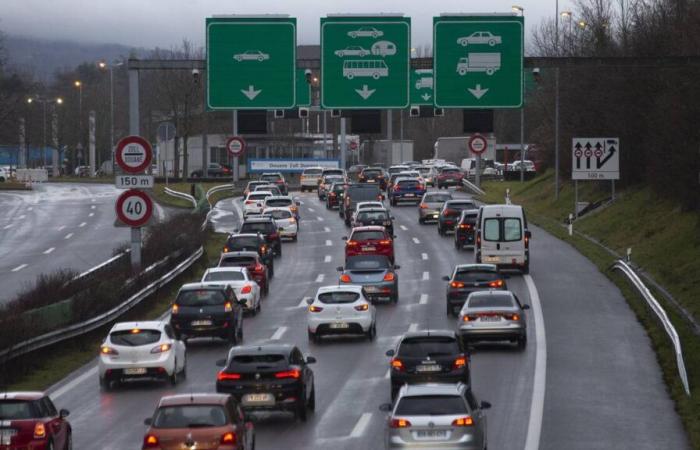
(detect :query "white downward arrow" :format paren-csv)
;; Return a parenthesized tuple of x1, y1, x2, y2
(421, 93, 432, 101)
(355, 85, 376, 100)
(468, 84, 489, 99)
(241, 85, 262, 100)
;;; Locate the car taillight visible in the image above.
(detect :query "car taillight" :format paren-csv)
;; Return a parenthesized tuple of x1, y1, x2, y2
(506, 313, 521, 321)
(359, 175, 365, 180)
(443, 208, 455, 215)
(476, 232, 481, 246)
(383, 272, 395, 281)
(245, 200, 255, 205)
(221, 432, 237, 445)
(309, 305, 324, 312)
(329, 192, 336, 197)
(255, 263, 265, 272)
(462, 314, 477, 322)
(452, 354, 468, 369)
(419, 203, 428, 209)
(452, 416, 474, 426)
(223, 246, 229, 253)
(354, 303, 369, 311)
(450, 281, 465, 288)
(459, 224, 472, 229)
(391, 358, 404, 371)
(417, 184, 425, 190)
(275, 369, 301, 379)
(488, 280, 504, 288)
(241, 284, 252, 294)
(269, 232, 279, 240)
(346, 240, 358, 246)
(377, 195, 383, 201)
(143, 434, 159, 448)
(101, 345, 119, 355)
(339, 274, 351, 283)
(150, 343, 171, 354)
(525, 235, 530, 248)
(260, 245, 268, 254)
(217, 371, 241, 381)
(224, 301, 233, 312)
(33, 422, 46, 439)
(379, 239, 392, 245)
(275, 180, 284, 184)
(171, 303, 180, 314)
(390, 418, 411, 428)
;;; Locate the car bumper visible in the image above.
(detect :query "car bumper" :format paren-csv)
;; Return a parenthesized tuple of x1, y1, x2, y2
(458, 324, 526, 341)
(217, 382, 301, 411)
(308, 316, 373, 334)
(360, 283, 397, 302)
(386, 431, 480, 449)
(278, 225, 298, 237)
(392, 193, 424, 202)
(238, 293, 257, 311)
(171, 318, 234, 338)
(99, 353, 174, 378)
(419, 210, 440, 221)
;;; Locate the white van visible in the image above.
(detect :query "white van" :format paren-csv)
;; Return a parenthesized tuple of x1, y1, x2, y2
(300, 167, 324, 192)
(474, 204, 531, 273)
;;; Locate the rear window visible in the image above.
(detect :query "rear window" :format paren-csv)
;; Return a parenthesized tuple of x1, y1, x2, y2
(247, 182, 266, 189)
(454, 270, 499, 282)
(483, 218, 522, 242)
(447, 202, 475, 210)
(248, 193, 270, 200)
(110, 329, 161, 346)
(468, 293, 515, 308)
(483, 218, 501, 241)
(229, 237, 261, 249)
(417, 167, 431, 174)
(346, 256, 391, 270)
(153, 405, 228, 428)
(395, 395, 467, 416)
(397, 180, 419, 187)
(266, 199, 291, 207)
(351, 231, 386, 241)
(347, 186, 381, 201)
(362, 169, 382, 176)
(204, 271, 245, 282)
(176, 289, 227, 306)
(232, 354, 286, 364)
(424, 193, 452, 203)
(0, 400, 41, 419)
(261, 174, 282, 182)
(357, 211, 389, 221)
(504, 218, 522, 241)
(240, 223, 274, 234)
(441, 168, 460, 174)
(323, 169, 344, 176)
(303, 168, 323, 175)
(219, 256, 255, 267)
(267, 210, 292, 219)
(317, 291, 360, 304)
(398, 337, 460, 357)
(331, 184, 346, 192)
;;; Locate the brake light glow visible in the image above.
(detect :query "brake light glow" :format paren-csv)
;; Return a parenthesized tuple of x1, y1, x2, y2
(340, 274, 351, 283)
(379, 239, 392, 245)
(223, 246, 229, 253)
(459, 224, 472, 229)
(329, 192, 336, 197)
(450, 281, 465, 288)
(390, 358, 404, 371)
(240, 284, 252, 294)
(245, 200, 255, 205)
(383, 272, 395, 281)
(419, 203, 428, 209)
(143, 434, 159, 448)
(275, 369, 301, 379)
(452, 416, 474, 426)
(390, 418, 411, 428)
(308, 305, 324, 313)
(269, 232, 279, 240)
(171, 303, 179, 314)
(354, 303, 370, 311)
(221, 432, 237, 445)
(488, 280, 504, 288)
(417, 184, 425, 190)
(151, 343, 171, 354)
(254, 263, 265, 272)
(33, 423, 46, 439)
(462, 315, 477, 322)
(101, 345, 118, 355)
(346, 240, 358, 246)
(453, 354, 468, 369)
(224, 301, 233, 312)
(507, 313, 521, 321)
(217, 371, 241, 381)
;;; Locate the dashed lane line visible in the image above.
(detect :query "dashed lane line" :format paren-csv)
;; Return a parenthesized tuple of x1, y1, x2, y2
(79, 222, 87, 227)
(88, 213, 94, 217)
(324, 226, 331, 232)
(317, 216, 324, 222)
(43, 247, 55, 254)
(408, 323, 419, 332)
(421, 253, 428, 260)
(324, 255, 332, 263)
(422, 271, 429, 281)
(270, 326, 287, 340)
(315, 274, 325, 283)
(11, 264, 28, 272)
(325, 240, 333, 246)
(349, 413, 373, 438)
(400, 225, 408, 231)
(412, 237, 421, 244)
(64, 233, 74, 240)
(419, 294, 428, 305)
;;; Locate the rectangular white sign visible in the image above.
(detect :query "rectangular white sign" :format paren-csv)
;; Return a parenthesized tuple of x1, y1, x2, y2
(571, 137, 619, 180)
(115, 175, 154, 189)
(248, 159, 340, 173)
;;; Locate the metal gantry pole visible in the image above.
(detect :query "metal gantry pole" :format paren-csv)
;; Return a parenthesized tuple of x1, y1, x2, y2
(520, 106, 525, 182)
(340, 117, 347, 170)
(42, 102, 47, 168)
(110, 66, 115, 174)
(555, 67, 560, 200)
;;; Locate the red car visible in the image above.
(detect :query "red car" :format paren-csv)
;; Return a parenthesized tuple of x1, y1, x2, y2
(0, 392, 71, 450)
(218, 251, 270, 296)
(436, 166, 464, 189)
(344, 226, 395, 264)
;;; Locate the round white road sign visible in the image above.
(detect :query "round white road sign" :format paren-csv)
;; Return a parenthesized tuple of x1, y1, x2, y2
(227, 136, 246, 156)
(468, 134, 488, 155)
(115, 136, 152, 174)
(115, 189, 153, 227)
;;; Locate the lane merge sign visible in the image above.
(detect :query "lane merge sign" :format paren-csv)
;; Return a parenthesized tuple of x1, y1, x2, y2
(115, 189, 153, 227)
(227, 136, 246, 157)
(115, 136, 152, 174)
(468, 134, 488, 154)
(572, 137, 620, 180)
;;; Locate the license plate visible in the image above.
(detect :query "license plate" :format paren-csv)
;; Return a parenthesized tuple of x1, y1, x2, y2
(480, 316, 501, 322)
(362, 246, 376, 251)
(416, 364, 442, 372)
(124, 367, 147, 375)
(484, 256, 500, 263)
(330, 322, 350, 329)
(191, 320, 213, 326)
(243, 393, 274, 404)
(363, 286, 380, 293)
(1, 429, 17, 445)
(445, 221, 453, 225)
(431, 214, 438, 218)
(405, 193, 415, 197)
(367, 179, 375, 182)
(415, 430, 448, 439)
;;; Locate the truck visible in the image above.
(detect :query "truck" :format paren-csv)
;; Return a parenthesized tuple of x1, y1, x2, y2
(433, 136, 496, 166)
(369, 140, 414, 167)
(456, 53, 501, 76)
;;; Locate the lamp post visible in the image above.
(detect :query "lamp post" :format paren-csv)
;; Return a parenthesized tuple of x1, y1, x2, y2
(512, 6, 526, 182)
(74, 80, 83, 164)
(561, 11, 573, 54)
(26, 96, 63, 168)
(98, 60, 124, 173)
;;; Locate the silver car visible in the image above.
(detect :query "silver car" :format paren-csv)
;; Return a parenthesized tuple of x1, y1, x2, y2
(381, 383, 490, 449)
(418, 191, 453, 224)
(457, 290, 529, 349)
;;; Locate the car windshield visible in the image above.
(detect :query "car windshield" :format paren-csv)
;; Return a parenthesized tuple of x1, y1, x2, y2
(266, 199, 291, 207)
(346, 256, 391, 270)
(424, 193, 452, 203)
(220, 256, 255, 267)
(363, 169, 382, 176)
(395, 395, 468, 415)
(110, 329, 161, 346)
(241, 223, 273, 234)
(317, 291, 360, 304)
(152, 405, 228, 429)
(454, 270, 500, 282)
(204, 271, 245, 282)
(397, 180, 420, 187)
(323, 170, 344, 176)
(267, 210, 292, 219)
(441, 168, 460, 174)
(357, 211, 389, 221)
(446, 202, 475, 210)
(332, 184, 346, 192)
(468, 294, 515, 308)
(176, 289, 226, 306)
(398, 337, 460, 357)
(229, 237, 261, 249)
(232, 354, 286, 364)
(351, 231, 386, 241)
(303, 168, 322, 175)
(0, 400, 40, 419)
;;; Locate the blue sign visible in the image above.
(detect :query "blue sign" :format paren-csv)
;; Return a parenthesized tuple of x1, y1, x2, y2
(248, 158, 340, 173)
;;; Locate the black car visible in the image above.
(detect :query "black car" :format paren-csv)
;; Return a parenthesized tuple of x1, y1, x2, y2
(454, 209, 479, 250)
(358, 167, 387, 190)
(437, 200, 477, 235)
(443, 264, 508, 316)
(170, 283, 245, 343)
(239, 216, 282, 257)
(341, 183, 383, 226)
(326, 182, 347, 209)
(224, 234, 274, 277)
(216, 343, 316, 421)
(352, 208, 394, 235)
(386, 330, 470, 400)
(338, 255, 399, 303)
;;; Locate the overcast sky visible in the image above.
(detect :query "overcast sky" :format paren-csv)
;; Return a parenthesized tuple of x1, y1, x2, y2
(1, 0, 573, 50)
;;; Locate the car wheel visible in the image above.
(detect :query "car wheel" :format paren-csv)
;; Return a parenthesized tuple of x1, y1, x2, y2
(170, 362, 178, 385)
(418, 217, 424, 225)
(517, 335, 527, 350)
(277, 244, 282, 257)
(392, 292, 398, 304)
(269, 265, 274, 278)
(391, 386, 399, 402)
(64, 432, 72, 450)
(296, 393, 308, 422)
(237, 322, 244, 342)
(522, 261, 530, 274)
(307, 329, 317, 343)
(454, 239, 460, 250)
(308, 385, 316, 411)
(256, 298, 262, 313)
(181, 357, 187, 379)
(366, 323, 376, 341)
(99, 377, 110, 391)
(447, 303, 452, 316)
(46, 440, 54, 450)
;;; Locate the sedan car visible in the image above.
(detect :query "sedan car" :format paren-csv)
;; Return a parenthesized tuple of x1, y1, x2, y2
(223, 234, 274, 276)
(358, 166, 387, 189)
(191, 163, 232, 178)
(262, 207, 298, 241)
(334, 46, 370, 57)
(380, 383, 490, 449)
(215, 344, 316, 421)
(243, 181, 270, 198)
(201, 267, 262, 315)
(418, 191, 453, 224)
(318, 175, 345, 200)
(259, 172, 288, 195)
(436, 166, 464, 189)
(264, 195, 300, 219)
(218, 251, 269, 296)
(344, 226, 395, 264)
(386, 330, 470, 399)
(437, 200, 477, 235)
(443, 264, 507, 316)
(337, 255, 399, 303)
(99, 321, 187, 390)
(169, 283, 245, 344)
(455, 209, 479, 250)
(243, 191, 273, 218)
(306, 285, 376, 342)
(0, 392, 71, 450)
(352, 208, 394, 235)
(142, 393, 254, 450)
(458, 290, 529, 349)
(389, 177, 426, 206)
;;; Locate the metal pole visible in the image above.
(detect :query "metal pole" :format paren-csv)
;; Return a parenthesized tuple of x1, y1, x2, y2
(399, 109, 404, 159)
(110, 66, 115, 174)
(475, 154, 481, 188)
(232, 110, 239, 183)
(574, 180, 579, 218)
(611, 180, 615, 201)
(165, 125, 169, 186)
(52, 108, 59, 175)
(89, 111, 96, 177)
(128, 67, 141, 272)
(78, 85, 83, 156)
(42, 102, 46, 168)
(340, 117, 347, 170)
(19, 118, 26, 168)
(387, 110, 393, 140)
(554, 67, 560, 200)
(323, 110, 328, 157)
(520, 106, 525, 182)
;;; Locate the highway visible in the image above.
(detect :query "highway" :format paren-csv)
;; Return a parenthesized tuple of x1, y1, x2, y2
(45, 188, 688, 449)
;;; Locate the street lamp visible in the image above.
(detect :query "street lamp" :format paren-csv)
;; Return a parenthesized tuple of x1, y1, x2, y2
(561, 11, 573, 54)
(26, 96, 63, 168)
(98, 59, 124, 173)
(511, 5, 524, 15)
(74, 80, 83, 164)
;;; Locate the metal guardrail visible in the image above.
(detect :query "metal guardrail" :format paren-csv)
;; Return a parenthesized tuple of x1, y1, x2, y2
(461, 178, 486, 196)
(0, 246, 203, 364)
(164, 187, 197, 208)
(71, 250, 130, 285)
(612, 260, 691, 396)
(206, 184, 236, 207)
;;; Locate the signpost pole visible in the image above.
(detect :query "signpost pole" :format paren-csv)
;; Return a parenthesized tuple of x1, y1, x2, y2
(554, 67, 560, 200)
(128, 67, 141, 272)
(233, 110, 239, 184)
(574, 180, 579, 219)
(611, 180, 615, 201)
(340, 117, 347, 170)
(520, 106, 525, 183)
(476, 154, 481, 188)
(323, 111, 328, 157)
(400, 110, 404, 157)
(387, 110, 393, 140)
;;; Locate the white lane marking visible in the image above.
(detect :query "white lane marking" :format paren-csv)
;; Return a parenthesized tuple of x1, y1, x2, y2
(384, 368, 391, 379)
(57, 225, 66, 231)
(308, 208, 316, 212)
(317, 216, 324, 222)
(11, 264, 28, 272)
(88, 212, 95, 217)
(64, 233, 74, 240)
(400, 225, 408, 231)
(419, 294, 428, 305)
(270, 326, 287, 340)
(27, 207, 33, 211)
(315, 274, 325, 283)
(43, 247, 55, 254)
(324, 255, 332, 263)
(90, 205, 96, 209)
(18, 214, 26, 220)
(325, 239, 333, 246)
(79, 222, 87, 227)
(2, 224, 12, 230)
(232, 199, 244, 222)
(412, 237, 421, 244)
(408, 323, 418, 332)
(422, 271, 429, 281)
(91, 198, 96, 202)
(51, 366, 98, 400)
(324, 226, 331, 232)
(350, 413, 373, 438)
(524, 274, 547, 450)
(421, 253, 428, 260)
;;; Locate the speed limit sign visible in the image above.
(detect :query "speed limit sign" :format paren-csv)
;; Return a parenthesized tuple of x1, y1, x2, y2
(115, 189, 153, 227)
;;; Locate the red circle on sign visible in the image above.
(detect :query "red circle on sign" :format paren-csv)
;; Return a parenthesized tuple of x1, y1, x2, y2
(227, 137, 246, 157)
(115, 189, 153, 227)
(350, 141, 358, 150)
(468, 135, 488, 154)
(574, 149, 583, 158)
(584, 149, 592, 157)
(115, 136, 152, 174)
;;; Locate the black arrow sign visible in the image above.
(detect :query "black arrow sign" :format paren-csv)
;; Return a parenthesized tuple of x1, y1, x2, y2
(597, 145, 616, 169)
(584, 142, 592, 169)
(574, 142, 582, 169)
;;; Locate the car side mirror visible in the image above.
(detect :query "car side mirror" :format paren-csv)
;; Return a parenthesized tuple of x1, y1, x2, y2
(306, 356, 317, 364)
(385, 349, 395, 357)
(442, 276, 450, 281)
(233, 228, 239, 233)
(480, 401, 492, 410)
(59, 409, 70, 419)
(216, 358, 227, 367)
(342, 236, 348, 241)
(305, 297, 314, 305)
(336, 266, 344, 272)
(144, 417, 152, 426)
(522, 304, 531, 310)
(379, 403, 392, 412)
(393, 265, 401, 270)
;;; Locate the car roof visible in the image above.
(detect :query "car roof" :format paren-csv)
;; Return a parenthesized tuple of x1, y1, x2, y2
(455, 263, 498, 271)
(467, 290, 514, 299)
(317, 284, 363, 294)
(351, 225, 387, 232)
(248, 191, 273, 196)
(265, 195, 292, 201)
(242, 217, 274, 223)
(111, 321, 163, 332)
(230, 233, 262, 239)
(228, 342, 294, 357)
(205, 267, 246, 274)
(357, 208, 388, 213)
(263, 207, 293, 213)
(400, 329, 457, 340)
(220, 251, 259, 258)
(158, 393, 230, 407)
(179, 282, 228, 291)
(446, 199, 475, 205)
(0, 392, 45, 401)
(400, 383, 466, 397)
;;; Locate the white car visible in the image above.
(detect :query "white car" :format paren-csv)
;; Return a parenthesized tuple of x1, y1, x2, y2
(201, 267, 262, 314)
(263, 207, 298, 241)
(233, 50, 270, 61)
(98, 321, 186, 390)
(300, 166, 324, 191)
(264, 195, 300, 220)
(243, 191, 273, 217)
(0, 166, 9, 182)
(307, 285, 376, 342)
(352, 201, 386, 222)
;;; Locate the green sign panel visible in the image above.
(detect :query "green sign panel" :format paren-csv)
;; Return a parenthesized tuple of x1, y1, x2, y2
(296, 69, 311, 107)
(321, 16, 410, 109)
(206, 17, 296, 110)
(433, 16, 523, 108)
(411, 69, 434, 105)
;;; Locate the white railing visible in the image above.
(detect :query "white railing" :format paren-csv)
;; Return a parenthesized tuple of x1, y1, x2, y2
(164, 187, 196, 207)
(461, 178, 486, 196)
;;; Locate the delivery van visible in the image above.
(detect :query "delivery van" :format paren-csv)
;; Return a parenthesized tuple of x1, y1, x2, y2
(474, 204, 531, 273)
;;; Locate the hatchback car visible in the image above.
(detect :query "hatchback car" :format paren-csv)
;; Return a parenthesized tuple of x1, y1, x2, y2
(201, 267, 262, 315)
(318, 175, 345, 200)
(380, 383, 490, 449)
(259, 172, 288, 195)
(0, 392, 71, 450)
(243, 181, 269, 197)
(418, 191, 453, 224)
(300, 166, 323, 192)
(169, 283, 245, 344)
(243, 191, 273, 218)
(386, 330, 470, 399)
(358, 166, 387, 189)
(218, 251, 270, 296)
(326, 182, 347, 209)
(341, 183, 384, 225)
(437, 166, 464, 189)
(443, 264, 507, 316)
(215, 344, 316, 421)
(262, 207, 298, 241)
(263, 195, 300, 220)
(454, 209, 479, 250)
(344, 226, 395, 264)
(306, 285, 376, 342)
(351, 200, 386, 223)
(253, 184, 282, 196)
(337, 255, 399, 303)
(437, 200, 477, 235)
(99, 321, 187, 390)
(389, 177, 426, 206)
(238, 216, 282, 257)
(352, 208, 394, 235)
(458, 290, 529, 349)
(223, 234, 274, 276)
(142, 393, 254, 450)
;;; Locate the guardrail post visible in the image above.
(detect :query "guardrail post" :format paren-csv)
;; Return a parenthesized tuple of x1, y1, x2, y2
(568, 213, 573, 236)
(626, 247, 632, 263)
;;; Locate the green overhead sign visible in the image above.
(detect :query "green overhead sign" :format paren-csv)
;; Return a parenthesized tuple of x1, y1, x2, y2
(296, 69, 311, 107)
(411, 69, 434, 105)
(206, 17, 296, 110)
(321, 16, 410, 109)
(433, 15, 523, 108)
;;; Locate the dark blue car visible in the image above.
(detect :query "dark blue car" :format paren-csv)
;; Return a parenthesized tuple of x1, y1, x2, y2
(389, 177, 426, 206)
